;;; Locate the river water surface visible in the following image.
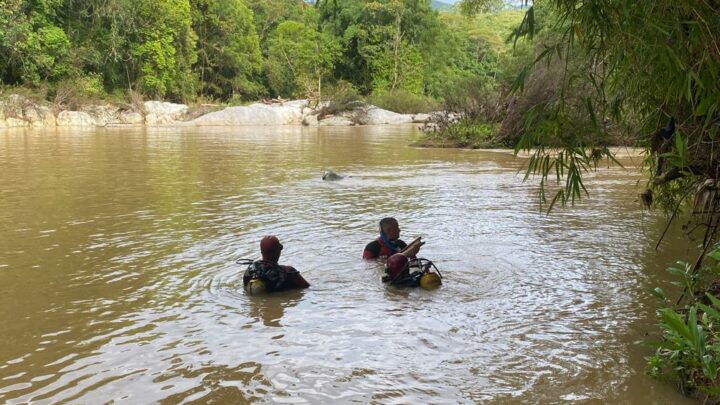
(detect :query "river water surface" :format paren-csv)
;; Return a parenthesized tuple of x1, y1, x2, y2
(0, 126, 696, 403)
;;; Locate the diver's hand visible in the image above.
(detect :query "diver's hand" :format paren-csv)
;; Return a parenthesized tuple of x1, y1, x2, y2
(401, 237, 424, 257)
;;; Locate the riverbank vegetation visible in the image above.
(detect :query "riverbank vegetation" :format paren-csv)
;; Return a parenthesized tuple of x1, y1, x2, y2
(649, 245, 720, 402)
(461, 0, 719, 400)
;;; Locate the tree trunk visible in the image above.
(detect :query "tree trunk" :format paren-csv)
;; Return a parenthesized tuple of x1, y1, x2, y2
(391, 8, 402, 91)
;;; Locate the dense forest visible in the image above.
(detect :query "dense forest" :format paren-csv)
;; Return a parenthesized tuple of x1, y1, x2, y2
(0, 0, 525, 109)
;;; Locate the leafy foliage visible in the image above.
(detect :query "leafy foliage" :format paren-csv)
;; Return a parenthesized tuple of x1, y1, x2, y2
(648, 246, 720, 401)
(266, 17, 340, 102)
(465, 0, 720, 212)
(0, 0, 71, 85)
(317, 0, 442, 95)
(246, 0, 306, 46)
(192, 0, 264, 100)
(0, 0, 530, 107)
(365, 89, 441, 114)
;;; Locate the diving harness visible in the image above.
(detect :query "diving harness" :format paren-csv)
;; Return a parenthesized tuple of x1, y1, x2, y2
(236, 258, 283, 295)
(384, 257, 443, 290)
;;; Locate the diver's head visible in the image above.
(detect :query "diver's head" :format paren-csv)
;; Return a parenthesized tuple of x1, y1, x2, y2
(379, 217, 400, 241)
(260, 235, 283, 263)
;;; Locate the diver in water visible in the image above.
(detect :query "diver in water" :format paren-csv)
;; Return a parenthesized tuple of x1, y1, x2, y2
(362, 217, 423, 261)
(243, 235, 310, 293)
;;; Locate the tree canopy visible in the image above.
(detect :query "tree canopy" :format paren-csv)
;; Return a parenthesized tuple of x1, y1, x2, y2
(453, 0, 719, 222)
(0, 0, 523, 104)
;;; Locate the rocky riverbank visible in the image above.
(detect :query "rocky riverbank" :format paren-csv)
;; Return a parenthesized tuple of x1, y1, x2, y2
(0, 95, 432, 129)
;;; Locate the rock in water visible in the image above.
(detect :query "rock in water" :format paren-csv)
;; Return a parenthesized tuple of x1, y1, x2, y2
(322, 171, 345, 181)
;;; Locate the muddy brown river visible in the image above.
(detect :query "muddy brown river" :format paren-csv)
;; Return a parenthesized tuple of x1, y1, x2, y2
(0, 125, 697, 403)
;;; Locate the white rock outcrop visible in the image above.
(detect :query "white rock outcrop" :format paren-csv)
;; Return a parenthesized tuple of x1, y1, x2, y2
(5, 118, 28, 128)
(81, 105, 120, 127)
(190, 100, 308, 126)
(2, 95, 26, 118)
(412, 113, 431, 123)
(358, 107, 414, 125)
(119, 110, 144, 125)
(303, 113, 320, 126)
(144, 101, 188, 125)
(57, 111, 96, 127)
(0, 94, 434, 130)
(318, 115, 356, 126)
(24, 106, 56, 127)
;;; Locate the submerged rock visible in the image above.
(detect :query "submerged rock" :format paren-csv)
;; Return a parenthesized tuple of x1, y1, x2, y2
(322, 171, 345, 181)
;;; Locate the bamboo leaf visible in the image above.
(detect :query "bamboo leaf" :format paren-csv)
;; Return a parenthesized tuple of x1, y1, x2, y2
(547, 189, 564, 213)
(695, 96, 713, 117)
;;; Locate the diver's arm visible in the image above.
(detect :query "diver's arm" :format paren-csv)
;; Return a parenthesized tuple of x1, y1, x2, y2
(401, 237, 424, 258)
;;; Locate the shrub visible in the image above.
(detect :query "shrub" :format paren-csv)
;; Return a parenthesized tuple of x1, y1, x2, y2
(128, 89, 146, 114)
(415, 76, 505, 148)
(417, 116, 499, 148)
(52, 74, 105, 110)
(0, 85, 48, 105)
(648, 245, 720, 402)
(317, 81, 364, 119)
(365, 89, 441, 114)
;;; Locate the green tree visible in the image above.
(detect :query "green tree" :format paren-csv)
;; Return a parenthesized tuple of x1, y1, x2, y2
(131, 0, 197, 98)
(317, 0, 441, 95)
(0, 0, 71, 85)
(58, 0, 136, 91)
(246, 0, 306, 46)
(59, 0, 198, 99)
(191, 0, 264, 100)
(266, 19, 340, 101)
(461, 0, 719, 216)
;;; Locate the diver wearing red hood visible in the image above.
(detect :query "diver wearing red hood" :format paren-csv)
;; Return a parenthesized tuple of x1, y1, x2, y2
(243, 236, 310, 292)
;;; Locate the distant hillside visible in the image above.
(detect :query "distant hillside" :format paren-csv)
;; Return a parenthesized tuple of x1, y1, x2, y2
(468, 9, 526, 51)
(431, 0, 454, 11)
(439, 9, 525, 52)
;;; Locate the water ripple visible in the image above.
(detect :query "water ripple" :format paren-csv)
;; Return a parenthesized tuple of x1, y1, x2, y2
(0, 127, 693, 404)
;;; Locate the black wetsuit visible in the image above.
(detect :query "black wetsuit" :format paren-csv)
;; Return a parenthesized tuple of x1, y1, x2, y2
(363, 238, 407, 260)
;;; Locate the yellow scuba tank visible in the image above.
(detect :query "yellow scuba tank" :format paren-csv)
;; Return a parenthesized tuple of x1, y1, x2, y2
(419, 272, 442, 290)
(245, 278, 267, 295)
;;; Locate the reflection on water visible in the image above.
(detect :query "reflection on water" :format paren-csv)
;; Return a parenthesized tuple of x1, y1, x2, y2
(0, 126, 696, 403)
